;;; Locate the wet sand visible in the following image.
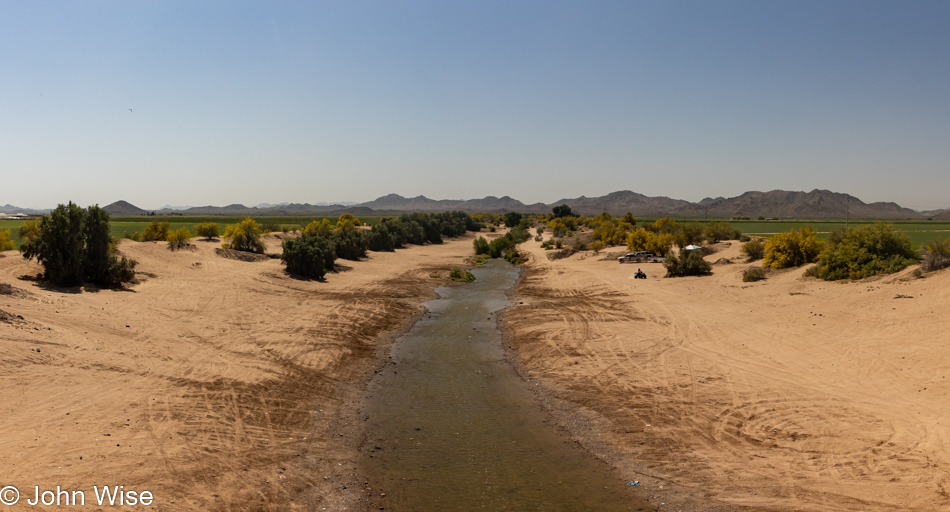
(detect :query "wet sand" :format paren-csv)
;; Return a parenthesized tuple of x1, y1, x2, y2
(501, 238, 950, 511)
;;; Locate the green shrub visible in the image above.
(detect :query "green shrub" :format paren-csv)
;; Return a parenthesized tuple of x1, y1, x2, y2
(167, 227, 193, 250)
(331, 230, 367, 261)
(259, 221, 280, 233)
(664, 249, 712, 277)
(591, 241, 605, 253)
(124, 231, 143, 242)
(223, 217, 266, 253)
(142, 220, 170, 242)
(504, 249, 526, 264)
(281, 235, 335, 279)
(0, 230, 14, 251)
(739, 234, 750, 242)
(741, 239, 764, 261)
(503, 212, 523, 228)
(195, 222, 219, 240)
(473, 236, 490, 255)
(763, 228, 822, 269)
(810, 224, 919, 280)
(675, 223, 705, 247)
(555, 239, 563, 249)
(449, 267, 476, 282)
(20, 202, 136, 287)
(742, 267, 767, 282)
(922, 237, 950, 272)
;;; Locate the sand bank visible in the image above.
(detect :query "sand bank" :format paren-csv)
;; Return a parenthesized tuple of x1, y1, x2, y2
(503, 239, 950, 511)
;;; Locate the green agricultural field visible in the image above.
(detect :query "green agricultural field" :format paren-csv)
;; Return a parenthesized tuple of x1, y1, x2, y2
(630, 218, 950, 251)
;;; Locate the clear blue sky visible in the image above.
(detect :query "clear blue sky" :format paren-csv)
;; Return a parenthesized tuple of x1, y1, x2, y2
(2, 1, 948, 210)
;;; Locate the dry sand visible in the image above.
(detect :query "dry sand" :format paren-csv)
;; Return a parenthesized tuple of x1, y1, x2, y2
(0, 234, 476, 511)
(502, 238, 950, 511)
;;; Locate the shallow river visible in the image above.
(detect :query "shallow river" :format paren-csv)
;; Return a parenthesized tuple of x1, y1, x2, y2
(361, 259, 648, 511)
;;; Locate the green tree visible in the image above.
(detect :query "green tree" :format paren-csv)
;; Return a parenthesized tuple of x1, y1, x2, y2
(504, 211, 523, 228)
(20, 203, 136, 287)
(552, 204, 576, 218)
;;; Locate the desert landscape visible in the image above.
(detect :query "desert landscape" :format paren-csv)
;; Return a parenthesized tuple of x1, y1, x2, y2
(0, 233, 480, 511)
(3, 218, 947, 511)
(502, 238, 950, 511)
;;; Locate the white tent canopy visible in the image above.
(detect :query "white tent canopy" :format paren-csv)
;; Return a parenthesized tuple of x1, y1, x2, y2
(684, 245, 703, 251)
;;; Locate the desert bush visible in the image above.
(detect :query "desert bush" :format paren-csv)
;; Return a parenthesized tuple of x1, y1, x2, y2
(281, 235, 335, 279)
(167, 227, 193, 250)
(18, 220, 40, 243)
(548, 218, 568, 238)
(742, 267, 767, 282)
(0, 230, 15, 251)
(626, 228, 673, 256)
(591, 241, 605, 253)
(741, 239, 765, 261)
(331, 230, 367, 260)
(504, 212, 523, 228)
(142, 220, 170, 242)
(223, 217, 266, 253)
(922, 237, 950, 272)
(555, 239, 563, 249)
(704, 221, 741, 243)
(739, 234, 750, 242)
(124, 231, 143, 241)
(473, 236, 490, 255)
(504, 249, 525, 264)
(449, 268, 476, 282)
(303, 219, 333, 237)
(675, 222, 705, 248)
(664, 249, 712, 277)
(763, 228, 822, 269)
(20, 202, 136, 287)
(654, 217, 679, 235)
(335, 213, 362, 233)
(195, 222, 219, 240)
(258, 221, 280, 233)
(810, 224, 919, 280)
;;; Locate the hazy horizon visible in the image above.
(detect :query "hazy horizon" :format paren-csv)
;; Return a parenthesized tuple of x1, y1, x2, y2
(3, 2, 949, 210)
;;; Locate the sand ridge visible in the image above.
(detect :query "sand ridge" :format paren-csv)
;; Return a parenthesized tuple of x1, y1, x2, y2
(0, 234, 477, 511)
(503, 238, 950, 511)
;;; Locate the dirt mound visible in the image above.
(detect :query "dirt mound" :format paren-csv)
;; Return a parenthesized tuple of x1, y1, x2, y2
(214, 248, 270, 262)
(712, 258, 733, 265)
(0, 308, 25, 324)
(546, 249, 577, 261)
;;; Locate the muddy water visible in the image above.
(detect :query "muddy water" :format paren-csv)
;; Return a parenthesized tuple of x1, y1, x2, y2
(362, 259, 647, 511)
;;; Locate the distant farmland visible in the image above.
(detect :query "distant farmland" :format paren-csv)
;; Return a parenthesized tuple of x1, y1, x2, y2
(3, 215, 949, 251)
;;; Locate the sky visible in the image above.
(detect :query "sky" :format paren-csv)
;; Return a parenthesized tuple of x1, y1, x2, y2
(2, 1, 948, 211)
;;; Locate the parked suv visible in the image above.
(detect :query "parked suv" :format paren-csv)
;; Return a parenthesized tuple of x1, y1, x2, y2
(618, 251, 653, 263)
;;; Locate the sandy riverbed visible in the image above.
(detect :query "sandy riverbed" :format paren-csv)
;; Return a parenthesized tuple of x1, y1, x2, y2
(0, 234, 476, 511)
(501, 238, 950, 511)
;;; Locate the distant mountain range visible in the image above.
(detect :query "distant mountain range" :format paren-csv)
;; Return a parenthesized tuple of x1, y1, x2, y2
(4, 190, 948, 220)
